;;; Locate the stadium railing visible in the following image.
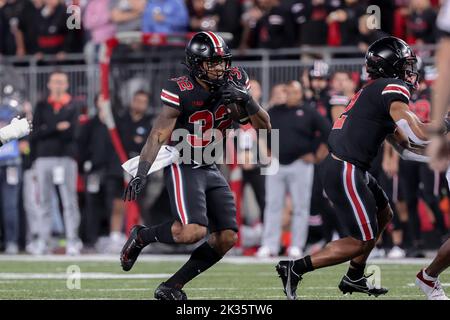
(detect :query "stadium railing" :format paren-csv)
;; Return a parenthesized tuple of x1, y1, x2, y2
(0, 42, 437, 109)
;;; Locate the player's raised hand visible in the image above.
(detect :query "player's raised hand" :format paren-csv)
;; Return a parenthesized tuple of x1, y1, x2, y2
(123, 175, 147, 201)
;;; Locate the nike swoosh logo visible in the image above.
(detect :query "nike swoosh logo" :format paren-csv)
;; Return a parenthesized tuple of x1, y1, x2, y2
(343, 280, 370, 291)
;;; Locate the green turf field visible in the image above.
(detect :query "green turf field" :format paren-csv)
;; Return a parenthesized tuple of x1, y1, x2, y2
(0, 256, 447, 300)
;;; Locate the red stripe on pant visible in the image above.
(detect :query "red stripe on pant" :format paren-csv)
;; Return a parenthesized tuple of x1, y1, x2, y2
(172, 164, 187, 224)
(345, 163, 372, 240)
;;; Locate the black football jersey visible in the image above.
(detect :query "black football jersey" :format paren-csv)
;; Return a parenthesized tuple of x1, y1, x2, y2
(160, 66, 250, 164)
(328, 78, 411, 170)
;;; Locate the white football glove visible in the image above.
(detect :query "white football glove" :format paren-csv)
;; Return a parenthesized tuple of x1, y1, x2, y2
(0, 118, 31, 144)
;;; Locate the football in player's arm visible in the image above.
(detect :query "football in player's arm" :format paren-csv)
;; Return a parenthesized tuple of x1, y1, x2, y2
(221, 80, 271, 130)
(386, 100, 449, 163)
(123, 57, 270, 201)
(123, 85, 270, 201)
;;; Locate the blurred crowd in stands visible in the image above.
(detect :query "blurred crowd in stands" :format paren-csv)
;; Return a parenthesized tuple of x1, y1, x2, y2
(0, 0, 444, 59)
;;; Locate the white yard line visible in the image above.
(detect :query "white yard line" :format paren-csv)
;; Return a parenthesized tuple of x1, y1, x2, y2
(0, 281, 430, 299)
(0, 273, 171, 280)
(407, 282, 450, 287)
(0, 254, 435, 265)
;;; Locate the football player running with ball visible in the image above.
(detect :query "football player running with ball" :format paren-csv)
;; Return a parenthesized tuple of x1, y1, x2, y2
(120, 32, 271, 300)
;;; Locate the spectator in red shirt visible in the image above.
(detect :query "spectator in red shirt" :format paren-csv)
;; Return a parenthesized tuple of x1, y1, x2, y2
(17, 0, 77, 60)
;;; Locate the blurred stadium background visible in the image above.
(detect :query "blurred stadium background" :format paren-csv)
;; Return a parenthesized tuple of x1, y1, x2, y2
(0, 0, 448, 299)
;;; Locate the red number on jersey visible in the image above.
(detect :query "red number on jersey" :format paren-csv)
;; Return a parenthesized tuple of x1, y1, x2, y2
(228, 67, 242, 80)
(215, 105, 233, 134)
(343, 90, 361, 113)
(187, 106, 233, 147)
(332, 115, 347, 130)
(332, 90, 362, 130)
(187, 110, 214, 147)
(173, 76, 194, 91)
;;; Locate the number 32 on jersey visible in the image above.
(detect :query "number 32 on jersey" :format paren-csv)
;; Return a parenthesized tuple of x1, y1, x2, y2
(187, 105, 232, 147)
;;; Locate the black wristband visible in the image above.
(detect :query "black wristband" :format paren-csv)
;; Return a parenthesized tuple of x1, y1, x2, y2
(136, 160, 151, 178)
(245, 97, 261, 116)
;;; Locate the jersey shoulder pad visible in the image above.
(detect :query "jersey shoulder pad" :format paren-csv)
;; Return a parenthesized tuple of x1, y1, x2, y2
(228, 66, 251, 90)
(379, 78, 411, 102)
(160, 75, 194, 110)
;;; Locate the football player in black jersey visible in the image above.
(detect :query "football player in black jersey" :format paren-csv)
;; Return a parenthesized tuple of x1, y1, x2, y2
(119, 31, 271, 300)
(276, 36, 450, 300)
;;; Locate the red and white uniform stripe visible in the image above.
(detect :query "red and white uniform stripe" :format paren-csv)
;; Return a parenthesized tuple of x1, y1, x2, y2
(342, 162, 374, 241)
(382, 84, 410, 100)
(170, 163, 189, 224)
(161, 89, 180, 107)
(203, 31, 224, 56)
(245, 79, 251, 90)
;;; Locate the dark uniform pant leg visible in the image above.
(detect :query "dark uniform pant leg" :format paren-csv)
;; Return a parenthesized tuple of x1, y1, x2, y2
(164, 163, 208, 227)
(205, 165, 238, 233)
(321, 155, 378, 241)
(366, 172, 390, 213)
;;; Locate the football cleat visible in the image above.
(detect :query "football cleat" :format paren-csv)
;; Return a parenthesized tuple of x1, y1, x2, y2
(338, 274, 388, 297)
(415, 269, 449, 300)
(120, 225, 146, 271)
(276, 260, 303, 300)
(154, 282, 188, 300)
